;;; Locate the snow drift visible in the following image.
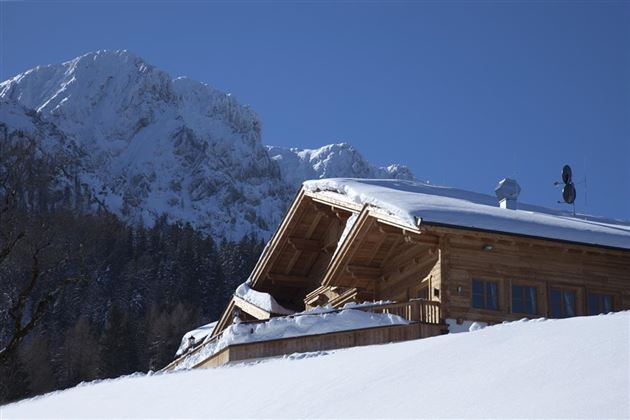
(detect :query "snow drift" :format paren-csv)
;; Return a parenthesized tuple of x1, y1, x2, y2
(3, 312, 628, 418)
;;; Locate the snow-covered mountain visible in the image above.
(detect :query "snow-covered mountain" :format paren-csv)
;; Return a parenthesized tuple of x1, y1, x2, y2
(266, 143, 414, 187)
(0, 50, 414, 239)
(0, 100, 92, 207)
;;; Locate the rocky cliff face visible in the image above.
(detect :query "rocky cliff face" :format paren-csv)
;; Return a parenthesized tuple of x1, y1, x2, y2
(0, 50, 415, 239)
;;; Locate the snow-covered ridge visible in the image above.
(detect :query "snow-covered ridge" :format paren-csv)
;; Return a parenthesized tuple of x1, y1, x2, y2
(4, 312, 628, 418)
(266, 143, 414, 187)
(0, 51, 414, 240)
(1, 50, 260, 137)
(304, 178, 630, 250)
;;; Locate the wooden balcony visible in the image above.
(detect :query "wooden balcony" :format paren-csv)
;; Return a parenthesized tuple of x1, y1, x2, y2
(163, 299, 445, 372)
(358, 299, 441, 324)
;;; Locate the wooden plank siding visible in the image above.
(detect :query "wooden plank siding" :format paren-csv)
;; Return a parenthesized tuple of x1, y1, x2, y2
(195, 322, 445, 369)
(425, 224, 630, 324)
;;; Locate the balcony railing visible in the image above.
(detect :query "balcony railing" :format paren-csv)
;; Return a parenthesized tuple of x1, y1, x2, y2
(360, 299, 441, 325)
(162, 298, 442, 372)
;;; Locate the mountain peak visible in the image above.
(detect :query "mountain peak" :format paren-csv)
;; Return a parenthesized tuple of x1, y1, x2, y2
(61, 49, 151, 75)
(0, 51, 416, 240)
(0, 51, 278, 239)
(266, 143, 414, 187)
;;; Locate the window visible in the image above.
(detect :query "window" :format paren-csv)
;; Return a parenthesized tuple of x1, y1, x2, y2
(549, 288, 576, 318)
(512, 285, 537, 315)
(587, 293, 613, 315)
(472, 279, 499, 310)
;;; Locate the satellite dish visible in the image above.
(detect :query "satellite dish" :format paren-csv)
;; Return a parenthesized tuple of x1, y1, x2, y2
(562, 165, 572, 184)
(562, 183, 576, 204)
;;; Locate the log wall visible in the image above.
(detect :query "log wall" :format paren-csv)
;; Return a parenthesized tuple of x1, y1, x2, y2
(428, 225, 630, 323)
(196, 322, 445, 369)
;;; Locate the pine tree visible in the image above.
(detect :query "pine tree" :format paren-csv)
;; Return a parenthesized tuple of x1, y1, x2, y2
(58, 317, 100, 388)
(0, 351, 30, 404)
(20, 335, 56, 396)
(100, 305, 138, 378)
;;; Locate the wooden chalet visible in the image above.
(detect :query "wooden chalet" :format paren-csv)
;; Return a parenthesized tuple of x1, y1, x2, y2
(165, 178, 630, 371)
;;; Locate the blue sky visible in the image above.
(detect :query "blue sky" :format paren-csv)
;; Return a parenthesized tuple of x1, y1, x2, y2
(2, 1, 629, 220)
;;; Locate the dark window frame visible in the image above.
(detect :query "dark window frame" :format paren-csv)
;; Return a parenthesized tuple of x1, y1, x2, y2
(471, 279, 499, 311)
(511, 284, 538, 315)
(549, 287, 577, 318)
(587, 292, 614, 315)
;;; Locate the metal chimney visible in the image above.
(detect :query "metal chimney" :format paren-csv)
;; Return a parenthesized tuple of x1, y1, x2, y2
(495, 178, 521, 210)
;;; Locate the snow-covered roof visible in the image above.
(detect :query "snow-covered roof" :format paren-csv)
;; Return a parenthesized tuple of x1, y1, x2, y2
(175, 321, 218, 356)
(303, 178, 630, 250)
(235, 282, 294, 315)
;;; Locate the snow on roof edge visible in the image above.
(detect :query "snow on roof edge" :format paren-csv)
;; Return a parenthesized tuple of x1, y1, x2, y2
(303, 178, 630, 251)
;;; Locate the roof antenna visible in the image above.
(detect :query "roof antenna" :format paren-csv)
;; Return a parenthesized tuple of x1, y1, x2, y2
(553, 164, 576, 216)
(582, 156, 588, 209)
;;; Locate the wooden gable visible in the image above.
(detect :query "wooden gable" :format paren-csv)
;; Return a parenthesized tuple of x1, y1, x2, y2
(246, 189, 353, 309)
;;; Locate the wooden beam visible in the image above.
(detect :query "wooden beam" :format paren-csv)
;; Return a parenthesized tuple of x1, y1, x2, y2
(284, 249, 302, 275)
(267, 273, 310, 288)
(382, 235, 408, 263)
(308, 192, 364, 214)
(250, 189, 309, 288)
(287, 237, 323, 253)
(381, 243, 434, 275)
(346, 264, 382, 278)
(329, 287, 358, 308)
(305, 212, 324, 238)
(233, 295, 272, 320)
(304, 285, 329, 304)
(212, 298, 236, 338)
(345, 275, 378, 287)
(333, 276, 378, 291)
(321, 205, 375, 287)
(423, 224, 630, 257)
(364, 228, 389, 266)
(306, 189, 424, 236)
(383, 255, 439, 289)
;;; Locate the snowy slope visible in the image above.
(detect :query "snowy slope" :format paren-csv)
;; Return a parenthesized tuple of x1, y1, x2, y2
(0, 99, 80, 157)
(0, 51, 413, 239)
(0, 100, 86, 201)
(3, 312, 628, 418)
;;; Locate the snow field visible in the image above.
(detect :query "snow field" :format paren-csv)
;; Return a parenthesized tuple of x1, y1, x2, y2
(4, 312, 628, 419)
